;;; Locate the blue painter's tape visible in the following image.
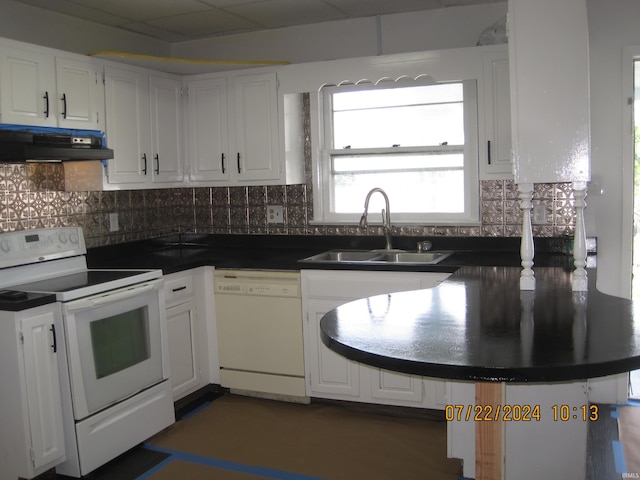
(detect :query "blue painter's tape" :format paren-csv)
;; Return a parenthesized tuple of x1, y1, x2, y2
(135, 456, 176, 480)
(180, 400, 211, 419)
(0, 123, 108, 145)
(612, 439, 627, 473)
(144, 444, 324, 480)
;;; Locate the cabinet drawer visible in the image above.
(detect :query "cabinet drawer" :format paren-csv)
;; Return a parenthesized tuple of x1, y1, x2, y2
(164, 275, 194, 306)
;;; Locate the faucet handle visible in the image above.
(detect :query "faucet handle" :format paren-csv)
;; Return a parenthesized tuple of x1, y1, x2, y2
(417, 240, 432, 252)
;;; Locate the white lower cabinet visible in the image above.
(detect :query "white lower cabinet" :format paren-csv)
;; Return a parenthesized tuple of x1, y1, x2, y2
(0, 303, 67, 479)
(164, 268, 215, 401)
(301, 269, 451, 409)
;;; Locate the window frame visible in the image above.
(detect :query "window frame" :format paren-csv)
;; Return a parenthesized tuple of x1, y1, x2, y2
(311, 78, 480, 225)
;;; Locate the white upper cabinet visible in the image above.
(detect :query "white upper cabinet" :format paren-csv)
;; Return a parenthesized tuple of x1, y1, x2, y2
(55, 56, 105, 129)
(508, 0, 591, 184)
(149, 75, 184, 184)
(103, 65, 151, 185)
(0, 39, 103, 130)
(186, 71, 284, 185)
(232, 72, 280, 182)
(480, 46, 512, 179)
(185, 76, 228, 182)
(103, 64, 183, 187)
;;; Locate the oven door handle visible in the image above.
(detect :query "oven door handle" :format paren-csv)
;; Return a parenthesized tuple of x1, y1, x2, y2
(64, 281, 161, 312)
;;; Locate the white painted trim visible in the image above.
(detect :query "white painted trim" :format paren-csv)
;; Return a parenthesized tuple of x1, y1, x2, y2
(621, 46, 640, 299)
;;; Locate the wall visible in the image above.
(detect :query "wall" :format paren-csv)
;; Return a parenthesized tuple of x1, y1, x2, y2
(0, 0, 169, 56)
(585, 0, 640, 298)
(172, 3, 508, 63)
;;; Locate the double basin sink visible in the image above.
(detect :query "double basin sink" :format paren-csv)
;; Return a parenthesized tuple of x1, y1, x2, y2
(300, 249, 453, 266)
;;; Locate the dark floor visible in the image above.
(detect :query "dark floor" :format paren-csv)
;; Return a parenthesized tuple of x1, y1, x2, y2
(53, 389, 223, 480)
(50, 391, 625, 480)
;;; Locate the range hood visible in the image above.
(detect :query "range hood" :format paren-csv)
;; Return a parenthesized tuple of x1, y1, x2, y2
(0, 128, 114, 162)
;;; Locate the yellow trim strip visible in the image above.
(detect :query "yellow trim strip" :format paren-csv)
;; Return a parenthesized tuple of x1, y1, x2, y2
(89, 51, 291, 66)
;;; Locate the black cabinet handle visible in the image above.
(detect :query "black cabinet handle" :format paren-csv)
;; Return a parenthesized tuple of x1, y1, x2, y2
(237, 153, 241, 174)
(142, 154, 147, 175)
(221, 153, 226, 174)
(172, 286, 187, 292)
(487, 140, 492, 165)
(43, 91, 49, 118)
(154, 154, 160, 174)
(50, 324, 57, 353)
(61, 93, 67, 119)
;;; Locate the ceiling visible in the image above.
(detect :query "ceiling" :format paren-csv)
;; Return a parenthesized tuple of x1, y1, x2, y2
(11, 0, 504, 43)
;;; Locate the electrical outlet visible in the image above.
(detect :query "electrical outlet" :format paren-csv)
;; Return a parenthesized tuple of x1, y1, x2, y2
(267, 205, 284, 224)
(109, 212, 119, 232)
(532, 204, 546, 224)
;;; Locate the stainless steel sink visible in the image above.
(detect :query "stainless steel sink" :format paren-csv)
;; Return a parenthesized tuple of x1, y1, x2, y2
(301, 250, 386, 263)
(378, 251, 454, 264)
(300, 249, 453, 265)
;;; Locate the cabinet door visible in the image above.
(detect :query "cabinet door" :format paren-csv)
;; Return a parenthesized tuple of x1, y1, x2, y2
(0, 45, 56, 126)
(21, 310, 65, 471)
(186, 77, 229, 182)
(233, 72, 280, 182)
(149, 75, 184, 184)
(166, 300, 199, 400)
(305, 299, 360, 398)
(104, 65, 150, 185)
(55, 56, 104, 130)
(366, 365, 424, 404)
(482, 50, 512, 178)
(302, 270, 451, 407)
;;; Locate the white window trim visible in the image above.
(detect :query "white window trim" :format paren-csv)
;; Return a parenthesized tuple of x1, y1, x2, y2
(310, 78, 480, 225)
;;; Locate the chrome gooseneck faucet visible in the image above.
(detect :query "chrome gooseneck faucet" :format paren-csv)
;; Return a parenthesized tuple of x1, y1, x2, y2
(359, 187, 393, 250)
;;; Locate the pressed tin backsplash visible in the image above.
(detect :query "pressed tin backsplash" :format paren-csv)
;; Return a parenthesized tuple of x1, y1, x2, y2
(0, 161, 575, 248)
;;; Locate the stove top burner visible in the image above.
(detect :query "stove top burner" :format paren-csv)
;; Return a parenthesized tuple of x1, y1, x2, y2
(15, 270, 151, 293)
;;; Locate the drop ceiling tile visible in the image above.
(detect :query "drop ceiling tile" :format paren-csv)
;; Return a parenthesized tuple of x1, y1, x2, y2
(226, 0, 346, 29)
(12, 0, 129, 26)
(147, 9, 260, 38)
(442, 0, 501, 6)
(323, 0, 443, 17)
(72, 0, 211, 22)
(200, 0, 269, 7)
(120, 22, 190, 43)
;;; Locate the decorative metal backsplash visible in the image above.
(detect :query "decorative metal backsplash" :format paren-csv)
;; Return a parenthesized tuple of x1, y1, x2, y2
(0, 162, 575, 248)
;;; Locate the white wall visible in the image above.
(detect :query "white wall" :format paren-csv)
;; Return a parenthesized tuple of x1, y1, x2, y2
(172, 3, 508, 63)
(586, 0, 640, 298)
(0, 0, 169, 56)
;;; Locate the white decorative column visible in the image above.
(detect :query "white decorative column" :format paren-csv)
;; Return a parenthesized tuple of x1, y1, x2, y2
(508, 0, 591, 293)
(519, 182, 535, 290)
(572, 181, 588, 291)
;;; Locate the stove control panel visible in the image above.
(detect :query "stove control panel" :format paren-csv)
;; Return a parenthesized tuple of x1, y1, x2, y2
(0, 227, 86, 269)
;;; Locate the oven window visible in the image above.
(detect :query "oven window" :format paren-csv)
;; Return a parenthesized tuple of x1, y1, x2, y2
(90, 307, 150, 379)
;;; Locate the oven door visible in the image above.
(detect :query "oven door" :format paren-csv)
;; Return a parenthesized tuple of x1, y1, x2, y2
(62, 278, 167, 420)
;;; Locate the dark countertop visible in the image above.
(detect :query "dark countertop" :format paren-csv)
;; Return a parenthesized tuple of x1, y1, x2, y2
(319, 266, 640, 383)
(0, 292, 57, 311)
(87, 233, 583, 273)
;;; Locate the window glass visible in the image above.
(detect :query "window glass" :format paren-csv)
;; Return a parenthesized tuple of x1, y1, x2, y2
(332, 84, 464, 149)
(315, 79, 479, 224)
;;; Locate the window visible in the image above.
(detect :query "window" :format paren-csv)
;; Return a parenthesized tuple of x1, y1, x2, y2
(313, 78, 479, 224)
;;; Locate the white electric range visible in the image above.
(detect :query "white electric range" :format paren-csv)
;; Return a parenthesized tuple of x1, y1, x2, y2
(0, 227, 175, 478)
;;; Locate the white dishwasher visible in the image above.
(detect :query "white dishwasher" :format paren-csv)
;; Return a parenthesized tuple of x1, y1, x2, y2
(214, 269, 307, 401)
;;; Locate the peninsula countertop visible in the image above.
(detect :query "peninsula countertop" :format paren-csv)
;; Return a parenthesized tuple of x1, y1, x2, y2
(320, 266, 640, 383)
